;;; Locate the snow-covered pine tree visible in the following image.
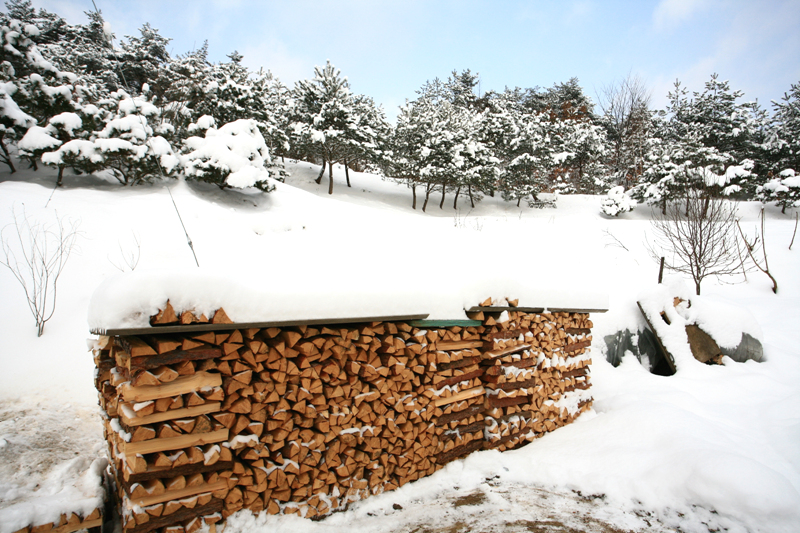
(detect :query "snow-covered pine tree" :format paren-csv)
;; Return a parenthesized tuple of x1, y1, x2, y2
(760, 82, 800, 212)
(291, 60, 356, 194)
(40, 89, 179, 185)
(0, 7, 102, 173)
(480, 89, 551, 207)
(338, 94, 390, 186)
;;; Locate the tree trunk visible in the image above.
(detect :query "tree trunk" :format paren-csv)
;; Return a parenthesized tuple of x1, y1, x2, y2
(411, 183, 417, 210)
(423, 186, 432, 212)
(344, 159, 351, 188)
(57, 166, 65, 187)
(315, 161, 326, 184)
(695, 279, 701, 296)
(328, 160, 334, 195)
(453, 186, 460, 209)
(517, 197, 521, 207)
(468, 185, 475, 208)
(439, 186, 446, 209)
(0, 135, 16, 174)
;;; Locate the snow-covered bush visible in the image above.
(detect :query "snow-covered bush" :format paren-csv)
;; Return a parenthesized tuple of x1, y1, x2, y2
(601, 186, 635, 216)
(756, 169, 800, 213)
(182, 117, 277, 190)
(40, 91, 180, 185)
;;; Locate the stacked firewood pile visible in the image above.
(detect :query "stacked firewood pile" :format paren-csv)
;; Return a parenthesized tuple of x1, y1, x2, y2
(92, 299, 598, 532)
(469, 299, 594, 452)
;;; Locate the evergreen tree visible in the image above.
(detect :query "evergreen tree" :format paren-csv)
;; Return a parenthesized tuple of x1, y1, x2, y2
(291, 61, 358, 194)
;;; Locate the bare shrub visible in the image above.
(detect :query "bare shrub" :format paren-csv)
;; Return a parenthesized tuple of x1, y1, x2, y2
(648, 191, 746, 295)
(108, 232, 141, 272)
(737, 207, 778, 293)
(0, 207, 81, 336)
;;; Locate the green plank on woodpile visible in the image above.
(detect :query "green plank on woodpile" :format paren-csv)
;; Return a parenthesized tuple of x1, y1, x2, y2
(409, 319, 483, 327)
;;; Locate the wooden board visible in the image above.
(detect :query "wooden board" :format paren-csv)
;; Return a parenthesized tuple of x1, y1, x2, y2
(120, 402, 221, 427)
(432, 386, 485, 407)
(121, 428, 229, 456)
(92, 314, 430, 336)
(120, 372, 222, 402)
(126, 479, 228, 508)
(435, 340, 484, 351)
(409, 319, 483, 327)
(465, 306, 544, 314)
(482, 343, 532, 360)
(636, 301, 677, 374)
(125, 461, 234, 485)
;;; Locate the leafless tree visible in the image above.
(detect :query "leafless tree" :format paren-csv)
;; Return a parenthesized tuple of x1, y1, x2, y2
(1, 207, 81, 336)
(647, 191, 746, 295)
(598, 74, 653, 189)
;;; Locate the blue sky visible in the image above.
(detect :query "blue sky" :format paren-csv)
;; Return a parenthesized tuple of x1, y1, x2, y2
(28, 0, 800, 120)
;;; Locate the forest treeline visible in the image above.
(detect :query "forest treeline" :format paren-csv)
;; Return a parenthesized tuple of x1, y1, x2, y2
(0, 1, 798, 213)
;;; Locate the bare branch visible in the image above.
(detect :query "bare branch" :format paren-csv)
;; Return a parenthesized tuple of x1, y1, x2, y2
(0, 206, 82, 336)
(736, 208, 778, 294)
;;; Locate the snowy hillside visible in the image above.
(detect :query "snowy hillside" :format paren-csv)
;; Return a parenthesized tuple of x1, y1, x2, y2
(1, 163, 799, 533)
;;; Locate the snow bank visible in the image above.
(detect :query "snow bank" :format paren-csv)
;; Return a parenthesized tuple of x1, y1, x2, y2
(88, 268, 608, 330)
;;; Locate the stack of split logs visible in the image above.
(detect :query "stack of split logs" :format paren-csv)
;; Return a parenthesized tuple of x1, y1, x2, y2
(469, 298, 594, 453)
(10, 510, 103, 533)
(92, 298, 598, 532)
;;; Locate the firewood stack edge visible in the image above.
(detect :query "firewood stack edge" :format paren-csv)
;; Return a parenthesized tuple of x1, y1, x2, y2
(91, 297, 597, 533)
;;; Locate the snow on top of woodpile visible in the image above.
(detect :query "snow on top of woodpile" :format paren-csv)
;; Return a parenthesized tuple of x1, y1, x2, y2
(88, 267, 609, 330)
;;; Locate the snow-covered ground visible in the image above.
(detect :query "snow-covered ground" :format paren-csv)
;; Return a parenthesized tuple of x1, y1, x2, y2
(0, 162, 798, 533)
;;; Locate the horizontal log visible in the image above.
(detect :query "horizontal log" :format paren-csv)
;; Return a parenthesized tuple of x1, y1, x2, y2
(120, 372, 222, 403)
(435, 340, 484, 351)
(120, 402, 221, 427)
(92, 314, 431, 336)
(437, 356, 481, 371)
(562, 340, 591, 354)
(483, 357, 538, 374)
(486, 395, 530, 409)
(482, 344, 532, 361)
(126, 479, 228, 508)
(125, 461, 234, 485)
(547, 308, 607, 314)
(435, 368, 484, 389)
(435, 404, 485, 426)
(128, 498, 223, 533)
(432, 386, 485, 407)
(435, 438, 484, 465)
(127, 348, 222, 372)
(443, 420, 485, 439)
(565, 328, 591, 335)
(121, 428, 228, 456)
(485, 377, 538, 391)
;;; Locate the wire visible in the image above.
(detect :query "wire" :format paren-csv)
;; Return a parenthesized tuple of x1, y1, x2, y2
(90, 0, 200, 267)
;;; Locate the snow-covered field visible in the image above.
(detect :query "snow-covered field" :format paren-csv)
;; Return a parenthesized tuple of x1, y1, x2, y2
(0, 162, 798, 533)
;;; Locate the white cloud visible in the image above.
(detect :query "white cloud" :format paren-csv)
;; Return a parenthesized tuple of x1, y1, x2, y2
(240, 38, 311, 87)
(653, 0, 711, 31)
